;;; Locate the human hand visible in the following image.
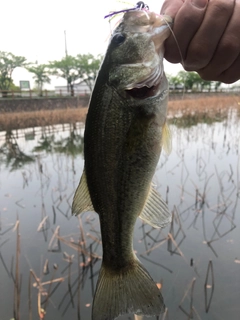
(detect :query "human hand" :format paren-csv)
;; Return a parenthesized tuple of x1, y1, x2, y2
(161, 0, 240, 83)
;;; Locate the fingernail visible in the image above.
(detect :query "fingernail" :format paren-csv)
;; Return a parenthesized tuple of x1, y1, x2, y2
(191, 0, 207, 9)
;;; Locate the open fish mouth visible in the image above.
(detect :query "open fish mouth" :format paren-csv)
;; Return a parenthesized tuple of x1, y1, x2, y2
(126, 84, 160, 99)
(122, 14, 172, 100)
(125, 64, 163, 99)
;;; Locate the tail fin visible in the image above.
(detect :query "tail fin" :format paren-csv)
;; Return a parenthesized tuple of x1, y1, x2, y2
(92, 260, 165, 320)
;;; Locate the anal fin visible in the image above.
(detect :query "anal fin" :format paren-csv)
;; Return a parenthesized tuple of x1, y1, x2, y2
(139, 184, 171, 228)
(72, 168, 94, 215)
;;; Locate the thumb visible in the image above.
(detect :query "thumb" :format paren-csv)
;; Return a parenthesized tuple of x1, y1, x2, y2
(160, 0, 184, 17)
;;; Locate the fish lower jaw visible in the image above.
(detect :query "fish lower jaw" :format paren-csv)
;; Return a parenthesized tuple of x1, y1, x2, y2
(125, 80, 163, 99)
(125, 65, 164, 99)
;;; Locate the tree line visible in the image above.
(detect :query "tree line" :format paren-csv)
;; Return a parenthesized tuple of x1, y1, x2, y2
(167, 71, 222, 92)
(0, 50, 231, 98)
(0, 51, 102, 97)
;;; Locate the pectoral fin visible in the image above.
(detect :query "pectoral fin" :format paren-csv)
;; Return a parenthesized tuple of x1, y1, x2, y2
(161, 122, 172, 155)
(72, 168, 94, 215)
(139, 185, 171, 228)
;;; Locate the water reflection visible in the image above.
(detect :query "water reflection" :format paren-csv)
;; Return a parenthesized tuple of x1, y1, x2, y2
(0, 131, 35, 170)
(33, 124, 84, 156)
(0, 111, 240, 320)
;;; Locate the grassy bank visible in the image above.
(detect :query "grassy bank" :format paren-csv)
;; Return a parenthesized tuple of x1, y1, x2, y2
(0, 95, 239, 131)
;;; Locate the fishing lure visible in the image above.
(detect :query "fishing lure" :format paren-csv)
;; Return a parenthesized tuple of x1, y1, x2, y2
(104, 1, 149, 19)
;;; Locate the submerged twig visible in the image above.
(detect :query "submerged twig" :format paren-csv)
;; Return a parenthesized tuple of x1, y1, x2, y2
(179, 277, 196, 319)
(204, 260, 214, 313)
(13, 216, 21, 320)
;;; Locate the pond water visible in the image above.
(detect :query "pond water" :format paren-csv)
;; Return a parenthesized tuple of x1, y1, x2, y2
(0, 109, 240, 320)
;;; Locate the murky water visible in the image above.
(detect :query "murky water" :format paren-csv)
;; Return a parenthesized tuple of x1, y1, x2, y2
(0, 110, 240, 320)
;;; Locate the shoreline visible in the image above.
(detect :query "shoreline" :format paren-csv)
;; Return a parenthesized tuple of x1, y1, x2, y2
(0, 95, 239, 132)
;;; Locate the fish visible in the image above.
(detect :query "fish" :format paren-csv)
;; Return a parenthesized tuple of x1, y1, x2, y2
(72, 7, 172, 320)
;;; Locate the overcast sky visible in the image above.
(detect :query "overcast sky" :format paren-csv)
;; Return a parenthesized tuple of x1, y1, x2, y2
(1, 0, 184, 88)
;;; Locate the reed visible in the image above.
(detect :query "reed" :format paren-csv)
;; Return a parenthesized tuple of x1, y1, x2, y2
(0, 108, 88, 131)
(168, 94, 239, 117)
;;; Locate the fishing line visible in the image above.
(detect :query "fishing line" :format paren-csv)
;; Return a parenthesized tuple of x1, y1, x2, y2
(104, 1, 149, 19)
(161, 16, 184, 67)
(161, 15, 186, 96)
(104, 2, 150, 36)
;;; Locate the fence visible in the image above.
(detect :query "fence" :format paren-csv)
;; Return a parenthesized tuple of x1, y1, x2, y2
(0, 89, 90, 99)
(1, 87, 240, 100)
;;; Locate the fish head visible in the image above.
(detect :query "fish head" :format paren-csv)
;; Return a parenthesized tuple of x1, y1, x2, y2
(106, 10, 172, 99)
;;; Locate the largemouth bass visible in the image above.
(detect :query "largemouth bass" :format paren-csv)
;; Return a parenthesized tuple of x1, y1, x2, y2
(72, 7, 172, 320)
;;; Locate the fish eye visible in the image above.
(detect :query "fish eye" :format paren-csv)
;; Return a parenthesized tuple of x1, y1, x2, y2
(112, 33, 126, 46)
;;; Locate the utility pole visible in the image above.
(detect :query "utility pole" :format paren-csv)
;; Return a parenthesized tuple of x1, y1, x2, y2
(64, 30, 69, 93)
(64, 30, 68, 57)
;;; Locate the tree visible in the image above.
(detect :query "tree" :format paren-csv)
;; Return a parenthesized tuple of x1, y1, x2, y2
(75, 53, 102, 92)
(48, 54, 102, 95)
(199, 79, 212, 92)
(214, 81, 222, 91)
(167, 74, 183, 90)
(27, 64, 51, 96)
(48, 56, 78, 96)
(169, 70, 222, 92)
(178, 71, 202, 91)
(0, 51, 27, 97)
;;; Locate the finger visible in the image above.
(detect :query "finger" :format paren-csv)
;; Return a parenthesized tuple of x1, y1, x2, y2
(160, 0, 184, 17)
(199, 54, 240, 84)
(162, 0, 208, 64)
(217, 55, 240, 84)
(197, 1, 240, 81)
(184, 0, 235, 70)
